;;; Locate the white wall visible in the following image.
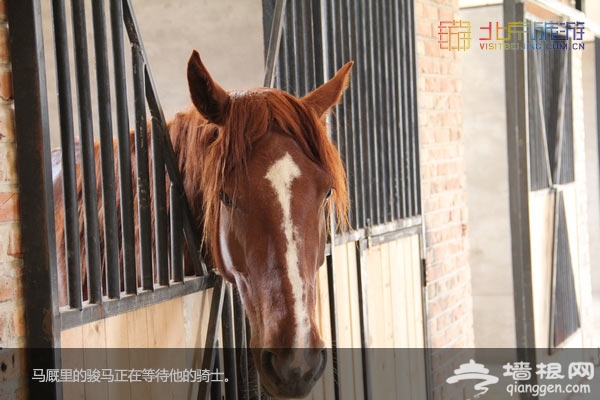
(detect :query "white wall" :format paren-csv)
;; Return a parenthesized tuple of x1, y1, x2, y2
(40, 0, 265, 146)
(461, 5, 517, 349)
(582, 44, 600, 295)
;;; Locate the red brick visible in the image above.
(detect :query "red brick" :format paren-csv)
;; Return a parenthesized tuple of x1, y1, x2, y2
(0, 310, 7, 344)
(0, 68, 11, 101)
(0, 106, 15, 142)
(7, 226, 21, 258)
(0, 0, 6, 22)
(0, 193, 17, 222)
(0, 26, 8, 64)
(0, 274, 14, 302)
(423, 4, 439, 20)
(12, 306, 24, 337)
(424, 40, 441, 58)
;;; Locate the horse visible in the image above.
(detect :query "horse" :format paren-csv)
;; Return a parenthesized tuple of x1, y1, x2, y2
(53, 50, 353, 399)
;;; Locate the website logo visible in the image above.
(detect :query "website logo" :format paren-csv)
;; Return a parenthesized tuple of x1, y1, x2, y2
(446, 359, 499, 398)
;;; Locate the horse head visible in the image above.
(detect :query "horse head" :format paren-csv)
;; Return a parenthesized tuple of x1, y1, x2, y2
(186, 50, 352, 398)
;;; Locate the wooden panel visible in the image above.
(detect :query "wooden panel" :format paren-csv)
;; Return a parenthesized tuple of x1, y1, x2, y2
(104, 313, 131, 400)
(125, 307, 152, 400)
(325, 242, 364, 400)
(81, 320, 108, 400)
(60, 290, 213, 400)
(363, 234, 426, 400)
(58, 235, 426, 399)
(61, 325, 85, 400)
(530, 190, 555, 348)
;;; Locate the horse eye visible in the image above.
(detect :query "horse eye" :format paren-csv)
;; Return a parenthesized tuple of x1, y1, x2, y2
(325, 188, 333, 201)
(220, 191, 233, 207)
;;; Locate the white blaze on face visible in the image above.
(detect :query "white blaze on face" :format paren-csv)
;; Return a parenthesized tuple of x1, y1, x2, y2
(265, 152, 309, 348)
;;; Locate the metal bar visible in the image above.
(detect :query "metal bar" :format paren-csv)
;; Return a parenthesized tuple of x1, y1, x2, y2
(233, 289, 249, 399)
(359, 0, 375, 227)
(407, 0, 421, 215)
(211, 348, 223, 400)
(51, 0, 82, 309)
(170, 184, 184, 283)
(7, 0, 63, 397)
(355, 240, 372, 400)
(299, 0, 312, 95)
(291, 0, 303, 95)
(393, 0, 407, 218)
(264, 0, 288, 87)
(92, 0, 120, 300)
(221, 284, 238, 400)
(389, 0, 402, 221)
(312, 0, 324, 86)
(110, 0, 137, 295)
(552, 51, 569, 184)
(71, 0, 103, 303)
(504, 1, 538, 395)
(380, 0, 394, 222)
(132, 44, 154, 291)
(531, 49, 554, 188)
(152, 115, 169, 286)
(352, 0, 368, 229)
(399, 0, 412, 217)
(198, 278, 226, 400)
(372, 0, 387, 225)
(366, 0, 381, 225)
(326, 251, 340, 400)
(334, 0, 350, 224)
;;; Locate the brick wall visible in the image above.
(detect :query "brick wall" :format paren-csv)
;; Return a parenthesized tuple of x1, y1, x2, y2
(0, 0, 27, 398)
(416, 0, 475, 398)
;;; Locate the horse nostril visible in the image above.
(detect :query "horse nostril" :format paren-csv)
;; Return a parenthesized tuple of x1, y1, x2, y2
(261, 349, 281, 383)
(304, 349, 327, 383)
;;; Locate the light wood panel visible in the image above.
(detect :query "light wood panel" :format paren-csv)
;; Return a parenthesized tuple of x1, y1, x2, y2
(60, 235, 426, 399)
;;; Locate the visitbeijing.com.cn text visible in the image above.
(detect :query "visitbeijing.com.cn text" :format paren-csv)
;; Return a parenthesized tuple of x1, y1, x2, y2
(507, 383, 591, 397)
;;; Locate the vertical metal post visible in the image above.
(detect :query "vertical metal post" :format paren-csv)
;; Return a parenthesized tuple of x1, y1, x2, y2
(263, 0, 288, 87)
(7, 0, 63, 398)
(170, 184, 184, 283)
(326, 251, 341, 400)
(110, 0, 137, 295)
(51, 0, 82, 309)
(221, 284, 238, 400)
(132, 43, 154, 291)
(198, 278, 225, 400)
(71, 0, 103, 303)
(91, 0, 120, 299)
(504, 1, 538, 395)
(233, 289, 249, 399)
(355, 240, 372, 400)
(152, 116, 169, 286)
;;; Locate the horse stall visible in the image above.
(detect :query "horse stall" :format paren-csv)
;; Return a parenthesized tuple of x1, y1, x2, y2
(462, 0, 597, 371)
(5, 0, 432, 399)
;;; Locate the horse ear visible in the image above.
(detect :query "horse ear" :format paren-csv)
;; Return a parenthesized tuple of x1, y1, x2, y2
(301, 61, 354, 118)
(187, 50, 230, 125)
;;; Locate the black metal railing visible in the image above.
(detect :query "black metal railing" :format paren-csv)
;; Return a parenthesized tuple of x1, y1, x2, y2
(43, 0, 215, 332)
(264, 0, 421, 233)
(527, 29, 575, 191)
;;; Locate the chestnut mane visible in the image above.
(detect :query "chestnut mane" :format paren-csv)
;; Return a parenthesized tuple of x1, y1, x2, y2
(168, 88, 348, 272)
(53, 76, 349, 305)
